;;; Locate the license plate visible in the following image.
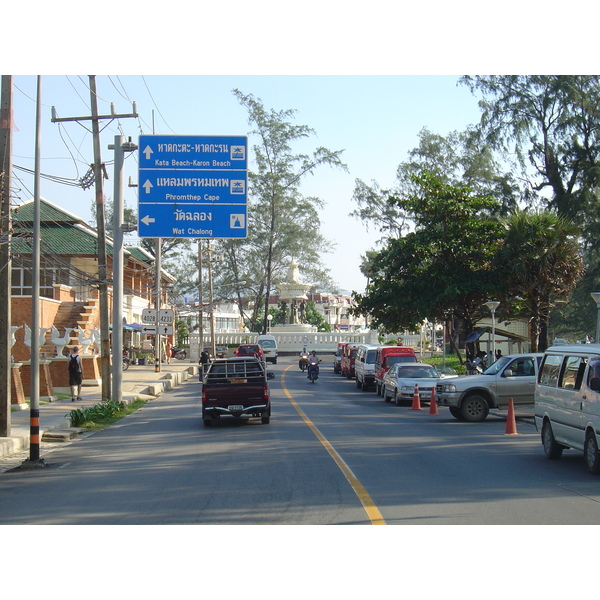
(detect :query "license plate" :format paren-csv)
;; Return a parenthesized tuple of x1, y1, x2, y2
(228, 405, 243, 411)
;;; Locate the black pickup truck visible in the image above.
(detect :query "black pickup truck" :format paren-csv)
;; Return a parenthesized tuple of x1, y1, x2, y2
(201, 357, 274, 427)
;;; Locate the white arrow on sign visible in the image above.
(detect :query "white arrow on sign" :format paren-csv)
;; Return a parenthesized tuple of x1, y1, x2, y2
(143, 145, 154, 160)
(141, 215, 155, 226)
(142, 180, 153, 193)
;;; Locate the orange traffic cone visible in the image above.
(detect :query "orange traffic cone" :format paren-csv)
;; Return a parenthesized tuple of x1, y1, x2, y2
(429, 387, 439, 415)
(410, 384, 422, 410)
(505, 398, 518, 435)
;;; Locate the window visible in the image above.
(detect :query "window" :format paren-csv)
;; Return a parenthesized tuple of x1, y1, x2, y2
(586, 359, 600, 390)
(508, 357, 535, 377)
(11, 256, 70, 298)
(560, 356, 586, 390)
(539, 354, 562, 387)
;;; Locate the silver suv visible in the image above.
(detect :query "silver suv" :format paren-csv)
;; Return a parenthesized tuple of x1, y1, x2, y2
(436, 353, 543, 422)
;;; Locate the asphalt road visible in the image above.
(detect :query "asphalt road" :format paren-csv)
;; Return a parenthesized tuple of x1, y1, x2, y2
(1, 356, 600, 525)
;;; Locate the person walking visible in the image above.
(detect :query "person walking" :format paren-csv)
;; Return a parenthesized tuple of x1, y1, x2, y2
(68, 346, 84, 401)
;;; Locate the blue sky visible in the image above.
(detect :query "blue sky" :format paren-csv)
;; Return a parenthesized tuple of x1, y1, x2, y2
(10, 74, 483, 292)
(5, 3, 597, 293)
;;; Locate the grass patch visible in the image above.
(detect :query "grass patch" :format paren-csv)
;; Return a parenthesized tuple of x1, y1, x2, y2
(68, 398, 147, 430)
(423, 354, 466, 375)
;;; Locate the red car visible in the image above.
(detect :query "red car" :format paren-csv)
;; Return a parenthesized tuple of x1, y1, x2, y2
(235, 344, 265, 361)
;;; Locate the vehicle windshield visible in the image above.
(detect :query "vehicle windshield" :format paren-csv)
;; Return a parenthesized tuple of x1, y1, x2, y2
(396, 365, 439, 378)
(366, 350, 376, 362)
(482, 356, 511, 375)
(258, 340, 276, 348)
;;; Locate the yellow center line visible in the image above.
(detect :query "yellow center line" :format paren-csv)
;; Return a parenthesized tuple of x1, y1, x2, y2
(281, 365, 386, 525)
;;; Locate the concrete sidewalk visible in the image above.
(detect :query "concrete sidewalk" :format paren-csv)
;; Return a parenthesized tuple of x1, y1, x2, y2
(0, 361, 199, 460)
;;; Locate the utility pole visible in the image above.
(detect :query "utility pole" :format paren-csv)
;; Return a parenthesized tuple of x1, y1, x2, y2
(51, 77, 137, 401)
(0, 75, 13, 437)
(109, 135, 137, 403)
(89, 76, 111, 401)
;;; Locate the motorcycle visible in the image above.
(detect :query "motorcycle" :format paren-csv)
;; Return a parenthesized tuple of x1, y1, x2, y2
(122, 350, 130, 371)
(307, 361, 320, 383)
(299, 352, 309, 371)
(171, 347, 187, 360)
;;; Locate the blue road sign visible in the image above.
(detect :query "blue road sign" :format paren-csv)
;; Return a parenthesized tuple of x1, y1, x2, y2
(138, 135, 248, 239)
(139, 170, 247, 204)
(138, 203, 247, 239)
(139, 135, 247, 170)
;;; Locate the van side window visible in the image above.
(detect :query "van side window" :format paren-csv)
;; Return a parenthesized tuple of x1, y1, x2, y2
(539, 354, 562, 387)
(586, 359, 600, 389)
(560, 356, 586, 390)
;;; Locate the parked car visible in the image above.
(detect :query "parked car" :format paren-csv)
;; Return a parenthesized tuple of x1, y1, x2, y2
(355, 344, 379, 390)
(436, 352, 544, 422)
(333, 342, 346, 374)
(340, 343, 359, 378)
(535, 344, 600, 474)
(374, 346, 418, 395)
(382, 362, 453, 405)
(235, 344, 265, 361)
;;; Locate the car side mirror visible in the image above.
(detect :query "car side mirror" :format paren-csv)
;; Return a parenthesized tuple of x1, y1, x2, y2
(590, 377, 600, 392)
(503, 369, 514, 377)
(267, 372, 275, 380)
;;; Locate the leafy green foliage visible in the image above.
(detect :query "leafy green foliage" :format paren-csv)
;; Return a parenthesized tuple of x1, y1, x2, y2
(68, 398, 132, 428)
(353, 172, 505, 334)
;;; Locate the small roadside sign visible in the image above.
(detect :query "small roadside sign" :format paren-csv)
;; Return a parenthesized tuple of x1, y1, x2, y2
(141, 324, 173, 336)
(142, 309, 174, 324)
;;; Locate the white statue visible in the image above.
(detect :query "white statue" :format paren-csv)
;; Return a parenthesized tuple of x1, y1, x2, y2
(10, 325, 22, 348)
(287, 259, 300, 284)
(23, 324, 49, 348)
(77, 327, 93, 354)
(51, 326, 73, 356)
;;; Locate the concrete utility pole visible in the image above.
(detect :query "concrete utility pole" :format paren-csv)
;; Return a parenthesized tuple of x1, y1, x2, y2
(51, 77, 137, 401)
(0, 75, 13, 437)
(109, 135, 137, 403)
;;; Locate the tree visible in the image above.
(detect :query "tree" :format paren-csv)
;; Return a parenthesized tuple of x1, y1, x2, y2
(353, 172, 506, 358)
(216, 90, 347, 333)
(350, 127, 519, 246)
(496, 210, 584, 352)
(461, 75, 600, 223)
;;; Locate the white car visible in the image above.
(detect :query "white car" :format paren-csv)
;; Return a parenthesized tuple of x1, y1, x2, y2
(382, 362, 453, 405)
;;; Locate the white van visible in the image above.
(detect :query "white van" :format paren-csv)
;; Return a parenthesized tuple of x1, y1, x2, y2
(257, 335, 278, 364)
(534, 344, 600, 474)
(354, 344, 379, 390)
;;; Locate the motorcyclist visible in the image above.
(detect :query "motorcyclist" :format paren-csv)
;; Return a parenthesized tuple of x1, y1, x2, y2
(299, 346, 309, 370)
(307, 350, 320, 379)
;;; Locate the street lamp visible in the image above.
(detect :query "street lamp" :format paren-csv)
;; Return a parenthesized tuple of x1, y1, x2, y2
(590, 293, 600, 343)
(267, 313, 273, 333)
(484, 301, 500, 362)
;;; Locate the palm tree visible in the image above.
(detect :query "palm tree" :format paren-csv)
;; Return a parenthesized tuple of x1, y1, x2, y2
(498, 210, 584, 351)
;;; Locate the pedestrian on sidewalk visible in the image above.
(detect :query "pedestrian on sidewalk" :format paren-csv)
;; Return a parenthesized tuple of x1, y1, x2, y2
(199, 348, 210, 382)
(68, 346, 84, 402)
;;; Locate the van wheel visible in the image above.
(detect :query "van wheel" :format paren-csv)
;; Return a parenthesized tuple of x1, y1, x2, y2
(460, 395, 489, 422)
(584, 433, 600, 474)
(542, 421, 563, 459)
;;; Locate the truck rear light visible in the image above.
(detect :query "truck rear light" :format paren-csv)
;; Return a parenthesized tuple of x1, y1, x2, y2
(202, 387, 207, 403)
(263, 384, 270, 401)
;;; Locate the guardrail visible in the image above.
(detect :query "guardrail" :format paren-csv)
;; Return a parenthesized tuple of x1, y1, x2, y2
(187, 330, 422, 361)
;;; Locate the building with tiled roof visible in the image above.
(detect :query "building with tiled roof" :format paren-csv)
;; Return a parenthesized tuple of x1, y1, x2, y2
(10, 198, 176, 394)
